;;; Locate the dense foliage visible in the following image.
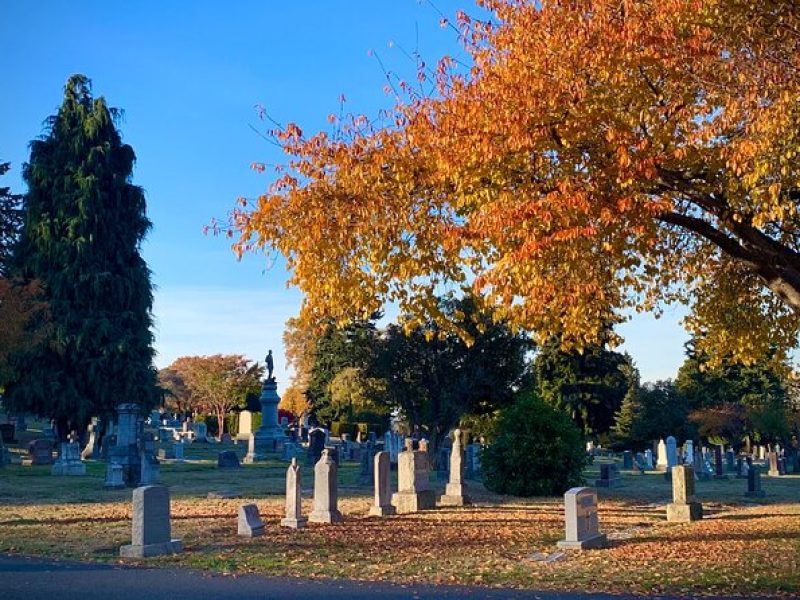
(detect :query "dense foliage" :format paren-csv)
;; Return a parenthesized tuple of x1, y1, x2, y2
(165, 354, 264, 439)
(535, 334, 634, 435)
(5, 75, 157, 439)
(232, 1, 800, 369)
(482, 394, 589, 497)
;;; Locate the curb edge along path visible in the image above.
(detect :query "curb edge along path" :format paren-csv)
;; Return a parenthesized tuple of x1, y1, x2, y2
(0, 554, 772, 600)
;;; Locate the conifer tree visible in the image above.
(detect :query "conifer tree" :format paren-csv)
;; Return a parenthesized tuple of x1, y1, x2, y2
(611, 362, 642, 447)
(5, 75, 157, 440)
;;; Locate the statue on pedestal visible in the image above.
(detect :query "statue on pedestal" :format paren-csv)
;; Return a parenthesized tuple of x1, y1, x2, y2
(265, 349, 275, 382)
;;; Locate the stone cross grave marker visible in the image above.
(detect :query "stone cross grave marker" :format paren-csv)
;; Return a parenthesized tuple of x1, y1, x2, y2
(120, 485, 182, 557)
(556, 487, 607, 550)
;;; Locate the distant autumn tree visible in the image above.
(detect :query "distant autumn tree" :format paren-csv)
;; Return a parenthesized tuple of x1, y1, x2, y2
(231, 1, 800, 366)
(157, 366, 192, 414)
(169, 355, 263, 439)
(278, 384, 311, 420)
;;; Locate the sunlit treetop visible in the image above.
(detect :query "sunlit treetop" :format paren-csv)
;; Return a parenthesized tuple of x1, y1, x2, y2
(231, 0, 800, 365)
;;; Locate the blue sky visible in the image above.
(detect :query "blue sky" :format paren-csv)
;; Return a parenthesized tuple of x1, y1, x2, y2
(0, 1, 688, 390)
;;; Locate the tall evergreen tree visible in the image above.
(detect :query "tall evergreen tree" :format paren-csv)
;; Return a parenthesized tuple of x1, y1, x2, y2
(0, 161, 23, 275)
(610, 361, 642, 448)
(5, 75, 157, 440)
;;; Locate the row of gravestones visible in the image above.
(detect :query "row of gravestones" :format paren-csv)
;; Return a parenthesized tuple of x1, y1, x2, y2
(116, 429, 476, 557)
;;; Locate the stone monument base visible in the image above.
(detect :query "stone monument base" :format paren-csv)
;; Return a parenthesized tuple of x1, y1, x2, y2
(594, 477, 621, 488)
(51, 461, 86, 476)
(120, 539, 183, 558)
(557, 533, 607, 550)
(439, 482, 471, 506)
(666, 502, 703, 523)
(104, 463, 125, 489)
(280, 516, 309, 529)
(308, 509, 343, 524)
(368, 505, 397, 517)
(391, 490, 436, 514)
(745, 489, 766, 498)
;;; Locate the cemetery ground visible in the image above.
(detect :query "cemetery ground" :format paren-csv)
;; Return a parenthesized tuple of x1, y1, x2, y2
(1, 432, 799, 598)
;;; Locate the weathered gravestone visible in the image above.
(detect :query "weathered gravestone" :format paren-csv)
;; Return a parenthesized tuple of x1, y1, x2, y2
(736, 457, 748, 478)
(26, 439, 54, 465)
(594, 463, 621, 488)
(173, 442, 185, 462)
(644, 449, 654, 469)
(767, 451, 780, 477)
(120, 485, 182, 558)
(51, 441, 86, 476)
(281, 458, 308, 529)
(358, 441, 376, 486)
(693, 451, 711, 481)
(309, 449, 343, 523)
(237, 410, 253, 441)
(243, 433, 262, 464)
(746, 466, 766, 497)
(369, 451, 396, 517)
(622, 451, 633, 470)
(556, 487, 607, 550)
(683, 440, 694, 465)
(306, 428, 326, 467)
(656, 439, 668, 471)
(217, 450, 240, 469)
(192, 422, 208, 443)
(465, 442, 482, 479)
(666, 465, 703, 522)
(665, 436, 678, 470)
(440, 429, 471, 506)
(238, 503, 265, 537)
(140, 451, 160, 485)
(391, 439, 436, 513)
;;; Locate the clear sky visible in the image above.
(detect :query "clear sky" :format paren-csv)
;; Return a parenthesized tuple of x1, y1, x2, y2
(0, 1, 689, 390)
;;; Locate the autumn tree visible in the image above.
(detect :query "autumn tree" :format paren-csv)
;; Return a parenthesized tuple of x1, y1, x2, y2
(0, 163, 48, 389)
(278, 384, 311, 420)
(157, 366, 192, 414)
(170, 355, 263, 439)
(328, 366, 388, 422)
(231, 1, 800, 367)
(3, 76, 158, 440)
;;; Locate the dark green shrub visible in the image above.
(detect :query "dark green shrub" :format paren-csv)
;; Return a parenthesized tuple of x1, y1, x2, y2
(482, 394, 589, 496)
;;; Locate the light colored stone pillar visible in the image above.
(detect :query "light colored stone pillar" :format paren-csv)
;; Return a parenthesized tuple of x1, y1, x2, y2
(309, 450, 343, 523)
(439, 429, 471, 506)
(369, 451, 396, 516)
(666, 465, 703, 522)
(281, 458, 308, 528)
(391, 444, 436, 514)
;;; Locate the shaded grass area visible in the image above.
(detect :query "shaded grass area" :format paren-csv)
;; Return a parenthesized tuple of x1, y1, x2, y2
(1, 446, 799, 597)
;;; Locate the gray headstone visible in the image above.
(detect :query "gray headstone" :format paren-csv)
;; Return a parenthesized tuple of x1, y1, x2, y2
(746, 466, 766, 497)
(666, 465, 703, 522)
(391, 443, 435, 513)
(280, 457, 308, 528)
(369, 451, 396, 517)
(307, 429, 326, 467)
(238, 503, 265, 537)
(557, 487, 607, 550)
(119, 485, 182, 557)
(309, 449, 343, 523)
(217, 450, 240, 469)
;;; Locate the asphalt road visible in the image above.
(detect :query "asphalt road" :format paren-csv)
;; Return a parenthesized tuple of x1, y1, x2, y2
(0, 554, 761, 600)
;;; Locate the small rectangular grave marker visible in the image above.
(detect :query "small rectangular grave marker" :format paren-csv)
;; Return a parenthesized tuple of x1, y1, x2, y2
(556, 487, 607, 550)
(120, 485, 182, 557)
(238, 504, 265, 537)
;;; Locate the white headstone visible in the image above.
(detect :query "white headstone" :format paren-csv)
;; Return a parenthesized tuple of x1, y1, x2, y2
(280, 457, 308, 528)
(440, 429, 470, 506)
(309, 450, 343, 523)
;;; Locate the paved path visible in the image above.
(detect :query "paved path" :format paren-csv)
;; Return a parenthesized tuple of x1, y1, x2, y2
(0, 554, 758, 600)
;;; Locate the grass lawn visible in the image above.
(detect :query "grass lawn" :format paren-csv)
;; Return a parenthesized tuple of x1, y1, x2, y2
(1, 437, 799, 597)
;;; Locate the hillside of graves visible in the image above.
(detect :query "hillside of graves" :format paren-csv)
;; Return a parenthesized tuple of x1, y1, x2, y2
(1, 421, 799, 597)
